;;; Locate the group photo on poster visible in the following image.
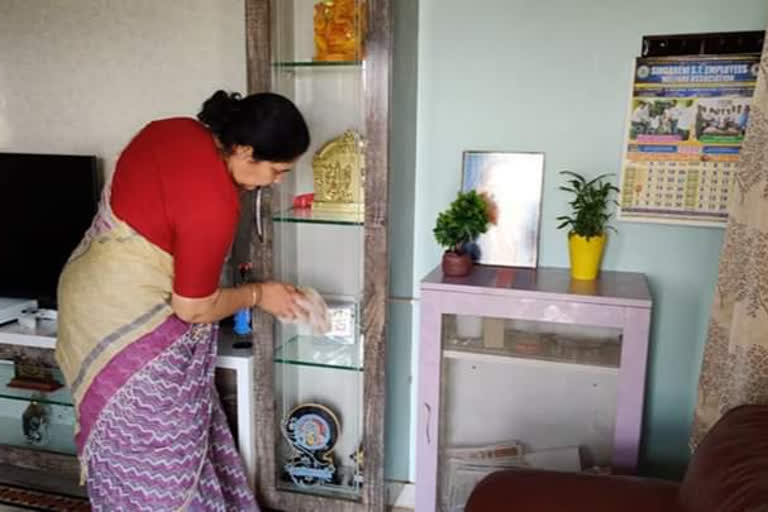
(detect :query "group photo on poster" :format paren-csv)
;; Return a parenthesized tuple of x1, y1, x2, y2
(694, 98, 751, 142)
(630, 99, 695, 141)
(619, 55, 759, 225)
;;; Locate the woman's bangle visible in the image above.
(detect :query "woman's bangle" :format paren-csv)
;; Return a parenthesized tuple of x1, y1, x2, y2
(251, 283, 263, 308)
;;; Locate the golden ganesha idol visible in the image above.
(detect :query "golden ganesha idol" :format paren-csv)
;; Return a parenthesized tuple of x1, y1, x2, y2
(313, 0, 367, 62)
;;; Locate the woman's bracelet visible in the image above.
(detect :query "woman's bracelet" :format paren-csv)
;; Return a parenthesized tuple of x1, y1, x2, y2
(250, 282, 263, 308)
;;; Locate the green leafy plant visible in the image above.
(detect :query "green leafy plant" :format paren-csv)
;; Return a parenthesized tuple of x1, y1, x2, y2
(433, 190, 491, 253)
(556, 171, 620, 239)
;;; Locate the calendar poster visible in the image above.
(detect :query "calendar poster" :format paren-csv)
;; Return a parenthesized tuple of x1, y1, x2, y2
(618, 55, 760, 226)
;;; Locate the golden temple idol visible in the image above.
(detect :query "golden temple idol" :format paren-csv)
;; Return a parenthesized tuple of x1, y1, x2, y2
(313, 0, 367, 62)
(312, 130, 366, 214)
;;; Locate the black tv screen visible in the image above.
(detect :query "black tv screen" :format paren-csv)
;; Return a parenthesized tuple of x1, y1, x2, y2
(0, 153, 100, 308)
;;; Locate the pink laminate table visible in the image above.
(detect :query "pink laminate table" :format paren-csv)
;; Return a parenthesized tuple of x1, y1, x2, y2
(415, 265, 652, 512)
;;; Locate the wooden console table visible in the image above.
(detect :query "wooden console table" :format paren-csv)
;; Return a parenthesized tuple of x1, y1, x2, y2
(416, 265, 652, 511)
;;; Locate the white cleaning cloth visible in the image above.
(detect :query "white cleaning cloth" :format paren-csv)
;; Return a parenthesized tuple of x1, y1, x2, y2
(277, 287, 331, 335)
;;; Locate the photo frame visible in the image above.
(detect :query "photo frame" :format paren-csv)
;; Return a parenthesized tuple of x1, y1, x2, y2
(461, 151, 544, 268)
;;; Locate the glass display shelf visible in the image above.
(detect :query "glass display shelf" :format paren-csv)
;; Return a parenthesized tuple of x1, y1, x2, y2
(442, 316, 622, 370)
(273, 208, 364, 226)
(0, 362, 73, 407)
(0, 398, 77, 456)
(274, 336, 363, 372)
(273, 60, 362, 68)
(277, 475, 362, 501)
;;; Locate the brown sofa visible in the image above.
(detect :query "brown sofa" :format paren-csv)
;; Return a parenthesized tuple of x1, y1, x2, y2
(466, 405, 768, 512)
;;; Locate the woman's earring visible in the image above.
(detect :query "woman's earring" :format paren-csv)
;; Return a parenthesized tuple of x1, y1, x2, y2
(254, 187, 264, 243)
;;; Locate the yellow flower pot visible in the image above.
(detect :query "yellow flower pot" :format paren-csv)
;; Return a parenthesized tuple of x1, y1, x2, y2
(568, 233, 606, 280)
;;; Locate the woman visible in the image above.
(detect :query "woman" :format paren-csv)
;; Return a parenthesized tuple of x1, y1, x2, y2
(55, 90, 310, 511)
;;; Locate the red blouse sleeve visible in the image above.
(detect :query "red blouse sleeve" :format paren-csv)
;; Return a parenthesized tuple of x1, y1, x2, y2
(171, 193, 238, 298)
(160, 121, 240, 298)
(111, 118, 240, 299)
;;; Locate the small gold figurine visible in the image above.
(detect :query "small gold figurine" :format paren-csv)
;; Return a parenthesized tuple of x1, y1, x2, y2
(312, 130, 366, 214)
(350, 444, 364, 467)
(349, 443, 364, 486)
(313, 0, 367, 62)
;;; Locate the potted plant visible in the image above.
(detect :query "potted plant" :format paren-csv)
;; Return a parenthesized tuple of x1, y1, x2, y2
(556, 171, 619, 280)
(433, 190, 492, 277)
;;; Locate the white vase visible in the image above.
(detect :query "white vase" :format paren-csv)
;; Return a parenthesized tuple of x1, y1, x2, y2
(456, 315, 483, 339)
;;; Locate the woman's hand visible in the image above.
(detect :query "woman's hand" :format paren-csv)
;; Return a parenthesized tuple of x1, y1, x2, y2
(255, 281, 308, 320)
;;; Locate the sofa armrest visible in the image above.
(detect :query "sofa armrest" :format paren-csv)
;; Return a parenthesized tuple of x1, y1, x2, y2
(680, 405, 768, 512)
(466, 468, 681, 512)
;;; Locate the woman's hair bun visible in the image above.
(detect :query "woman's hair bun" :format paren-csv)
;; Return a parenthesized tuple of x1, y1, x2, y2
(197, 90, 242, 135)
(197, 89, 310, 162)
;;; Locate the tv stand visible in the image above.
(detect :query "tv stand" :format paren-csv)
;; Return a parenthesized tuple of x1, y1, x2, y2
(0, 321, 257, 487)
(0, 298, 37, 326)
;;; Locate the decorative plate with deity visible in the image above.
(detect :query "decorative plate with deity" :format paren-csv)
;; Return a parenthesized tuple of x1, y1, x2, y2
(282, 403, 341, 487)
(284, 403, 339, 452)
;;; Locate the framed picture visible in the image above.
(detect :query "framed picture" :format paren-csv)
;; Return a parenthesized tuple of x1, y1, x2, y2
(461, 151, 544, 268)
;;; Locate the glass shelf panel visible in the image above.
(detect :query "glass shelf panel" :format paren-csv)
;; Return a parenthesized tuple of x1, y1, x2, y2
(277, 479, 362, 501)
(273, 60, 362, 68)
(0, 397, 77, 455)
(273, 208, 364, 226)
(442, 315, 622, 369)
(0, 362, 73, 407)
(274, 336, 363, 371)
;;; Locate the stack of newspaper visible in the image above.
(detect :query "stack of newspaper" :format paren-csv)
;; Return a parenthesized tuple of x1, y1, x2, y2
(440, 441, 581, 512)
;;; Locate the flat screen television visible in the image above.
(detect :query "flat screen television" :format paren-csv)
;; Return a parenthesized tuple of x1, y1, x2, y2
(0, 152, 101, 309)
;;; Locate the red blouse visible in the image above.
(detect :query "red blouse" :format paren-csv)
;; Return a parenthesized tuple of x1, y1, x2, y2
(111, 118, 240, 298)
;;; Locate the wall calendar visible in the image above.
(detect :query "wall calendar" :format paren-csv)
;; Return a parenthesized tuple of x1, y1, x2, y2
(618, 55, 760, 226)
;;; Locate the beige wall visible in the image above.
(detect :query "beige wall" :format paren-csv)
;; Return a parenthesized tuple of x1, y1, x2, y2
(0, 0, 247, 175)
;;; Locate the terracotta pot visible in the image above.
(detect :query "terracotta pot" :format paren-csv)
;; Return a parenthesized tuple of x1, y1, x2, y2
(442, 251, 472, 277)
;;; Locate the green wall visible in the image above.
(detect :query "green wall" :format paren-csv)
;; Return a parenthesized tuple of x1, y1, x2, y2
(406, 0, 767, 479)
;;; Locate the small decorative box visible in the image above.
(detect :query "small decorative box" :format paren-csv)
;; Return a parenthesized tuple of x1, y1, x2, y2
(325, 299, 357, 344)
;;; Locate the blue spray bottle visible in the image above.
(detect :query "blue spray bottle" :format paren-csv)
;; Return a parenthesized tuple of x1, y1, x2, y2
(233, 263, 253, 342)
